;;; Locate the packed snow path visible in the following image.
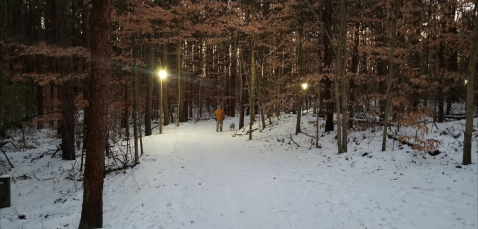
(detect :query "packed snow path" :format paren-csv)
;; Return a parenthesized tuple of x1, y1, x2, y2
(1, 117, 476, 229)
(102, 120, 477, 229)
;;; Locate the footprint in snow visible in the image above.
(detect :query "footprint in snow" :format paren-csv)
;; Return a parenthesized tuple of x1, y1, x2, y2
(142, 158, 158, 162)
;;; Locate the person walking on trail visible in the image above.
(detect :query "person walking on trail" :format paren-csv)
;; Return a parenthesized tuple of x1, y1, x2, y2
(214, 105, 225, 132)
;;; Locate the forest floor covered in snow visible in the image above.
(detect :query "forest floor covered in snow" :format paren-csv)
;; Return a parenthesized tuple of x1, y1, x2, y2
(0, 113, 477, 229)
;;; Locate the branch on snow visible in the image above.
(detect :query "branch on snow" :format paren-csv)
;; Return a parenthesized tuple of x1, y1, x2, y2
(287, 134, 300, 148)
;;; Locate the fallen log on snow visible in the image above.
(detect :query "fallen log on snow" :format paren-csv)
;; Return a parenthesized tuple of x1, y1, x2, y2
(387, 134, 441, 156)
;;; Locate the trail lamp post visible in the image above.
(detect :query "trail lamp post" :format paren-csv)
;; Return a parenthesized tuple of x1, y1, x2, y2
(302, 83, 308, 114)
(158, 70, 167, 134)
(296, 82, 308, 135)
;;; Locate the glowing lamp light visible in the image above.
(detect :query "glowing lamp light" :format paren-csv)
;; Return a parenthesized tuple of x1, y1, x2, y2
(159, 70, 167, 79)
(464, 79, 468, 85)
(301, 83, 308, 90)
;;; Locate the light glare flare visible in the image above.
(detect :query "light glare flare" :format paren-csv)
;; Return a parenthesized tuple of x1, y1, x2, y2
(159, 70, 167, 79)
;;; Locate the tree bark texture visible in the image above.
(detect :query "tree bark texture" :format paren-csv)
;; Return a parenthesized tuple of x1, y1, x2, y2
(162, 44, 170, 126)
(81, 0, 90, 49)
(56, 0, 75, 160)
(36, 55, 44, 129)
(258, 66, 266, 130)
(78, 0, 110, 228)
(340, 0, 348, 153)
(239, 47, 245, 129)
(145, 46, 153, 136)
(249, 38, 256, 140)
(382, 0, 399, 152)
(463, 0, 477, 165)
(133, 45, 139, 164)
(323, 0, 334, 132)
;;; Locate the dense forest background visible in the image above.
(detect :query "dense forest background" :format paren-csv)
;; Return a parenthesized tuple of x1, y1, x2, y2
(0, 0, 477, 164)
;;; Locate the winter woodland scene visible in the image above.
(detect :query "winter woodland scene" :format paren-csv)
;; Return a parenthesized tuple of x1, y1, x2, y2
(0, 0, 477, 229)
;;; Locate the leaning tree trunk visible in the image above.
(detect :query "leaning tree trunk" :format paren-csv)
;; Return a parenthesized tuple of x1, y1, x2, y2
(78, 0, 110, 228)
(463, 0, 478, 165)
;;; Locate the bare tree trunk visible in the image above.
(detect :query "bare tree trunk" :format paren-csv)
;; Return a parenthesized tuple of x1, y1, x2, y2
(36, 56, 44, 129)
(437, 85, 444, 122)
(56, 0, 75, 160)
(334, 75, 342, 154)
(340, 0, 348, 153)
(225, 42, 231, 116)
(133, 78, 138, 163)
(124, 81, 129, 138)
(333, 0, 346, 154)
(196, 79, 202, 122)
(162, 44, 170, 126)
(463, 0, 477, 165)
(349, 22, 360, 129)
(177, 40, 185, 125)
(230, 35, 237, 117)
(81, 0, 90, 48)
(133, 45, 139, 164)
(196, 41, 205, 122)
(316, 83, 321, 147)
(80, 0, 90, 171)
(258, 65, 266, 130)
(139, 111, 144, 156)
(296, 31, 304, 135)
(189, 43, 195, 119)
(138, 45, 144, 155)
(249, 38, 256, 140)
(323, 0, 334, 132)
(35, 0, 44, 130)
(382, 0, 399, 152)
(183, 44, 189, 122)
(296, 96, 302, 135)
(276, 52, 283, 117)
(239, 46, 245, 129)
(145, 46, 153, 136)
(78, 0, 110, 227)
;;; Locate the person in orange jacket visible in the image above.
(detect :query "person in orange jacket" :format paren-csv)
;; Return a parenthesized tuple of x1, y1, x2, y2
(214, 105, 225, 132)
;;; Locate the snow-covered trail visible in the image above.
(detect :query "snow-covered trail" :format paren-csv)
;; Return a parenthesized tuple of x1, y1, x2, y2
(100, 120, 477, 229)
(103, 122, 290, 229)
(1, 117, 476, 229)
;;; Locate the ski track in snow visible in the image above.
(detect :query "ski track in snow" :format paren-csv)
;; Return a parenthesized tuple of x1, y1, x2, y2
(1, 117, 477, 229)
